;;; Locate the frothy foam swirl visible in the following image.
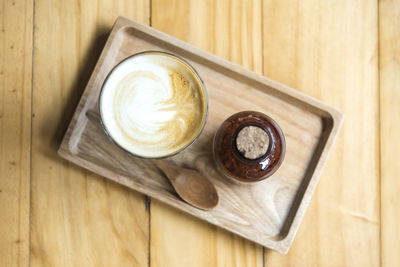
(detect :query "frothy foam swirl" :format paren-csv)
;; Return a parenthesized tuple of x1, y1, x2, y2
(100, 53, 206, 158)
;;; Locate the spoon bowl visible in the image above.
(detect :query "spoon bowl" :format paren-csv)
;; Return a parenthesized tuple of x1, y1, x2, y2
(154, 160, 218, 210)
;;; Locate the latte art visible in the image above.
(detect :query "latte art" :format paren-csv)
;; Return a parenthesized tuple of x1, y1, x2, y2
(100, 53, 207, 158)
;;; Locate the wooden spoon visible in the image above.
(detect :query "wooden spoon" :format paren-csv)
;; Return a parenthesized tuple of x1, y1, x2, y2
(154, 160, 219, 210)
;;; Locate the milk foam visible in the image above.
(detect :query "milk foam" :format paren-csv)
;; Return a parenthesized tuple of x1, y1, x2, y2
(100, 53, 206, 158)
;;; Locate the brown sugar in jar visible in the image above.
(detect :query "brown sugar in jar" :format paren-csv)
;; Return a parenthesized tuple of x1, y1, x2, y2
(213, 111, 285, 184)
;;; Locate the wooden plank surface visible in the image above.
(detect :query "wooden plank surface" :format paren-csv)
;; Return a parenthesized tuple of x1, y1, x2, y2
(2, 0, 400, 266)
(0, 0, 33, 266)
(262, 0, 380, 266)
(30, 1, 150, 266)
(379, 0, 400, 266)
(150, 0, 264, 266)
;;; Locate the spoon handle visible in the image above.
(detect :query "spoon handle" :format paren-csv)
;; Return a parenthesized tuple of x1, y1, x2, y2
(153, 160, 179, 183)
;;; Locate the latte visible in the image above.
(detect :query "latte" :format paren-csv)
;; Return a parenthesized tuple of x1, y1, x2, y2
(99, 52, 207, 158)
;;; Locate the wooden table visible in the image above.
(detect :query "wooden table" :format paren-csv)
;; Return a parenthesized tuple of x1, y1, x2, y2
(1, 0, 398, 266)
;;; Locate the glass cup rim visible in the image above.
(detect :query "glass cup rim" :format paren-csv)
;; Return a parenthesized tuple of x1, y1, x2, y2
(98, 50, 209, 159)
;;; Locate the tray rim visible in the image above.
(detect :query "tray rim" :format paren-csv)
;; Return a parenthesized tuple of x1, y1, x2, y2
(58, 16, 344, 254)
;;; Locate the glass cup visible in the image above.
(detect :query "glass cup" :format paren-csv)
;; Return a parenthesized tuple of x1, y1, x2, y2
(98, 51, 208, 159)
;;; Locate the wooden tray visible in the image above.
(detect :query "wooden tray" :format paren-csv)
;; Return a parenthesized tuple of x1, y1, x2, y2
(58, 16, 343, 254)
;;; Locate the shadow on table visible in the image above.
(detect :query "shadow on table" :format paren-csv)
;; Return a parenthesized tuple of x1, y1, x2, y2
(51, 25, 110, 155)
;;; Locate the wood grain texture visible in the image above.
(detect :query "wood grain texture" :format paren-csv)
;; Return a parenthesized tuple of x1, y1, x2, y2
(1, 0, 396, 266)
(31, 1, 150, 266)
(263, 0, 380, 266)
(379, 0, 400, 266)
(0, 0, 32, 266)
(150, 1, 264, 265)
(58, 16, 342, 259)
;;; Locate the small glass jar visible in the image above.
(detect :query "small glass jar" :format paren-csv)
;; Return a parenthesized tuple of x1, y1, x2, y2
(213, 111, 285, 184)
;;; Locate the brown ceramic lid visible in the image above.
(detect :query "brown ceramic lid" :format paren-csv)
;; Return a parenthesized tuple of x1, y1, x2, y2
(213, 111, 285, 183)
